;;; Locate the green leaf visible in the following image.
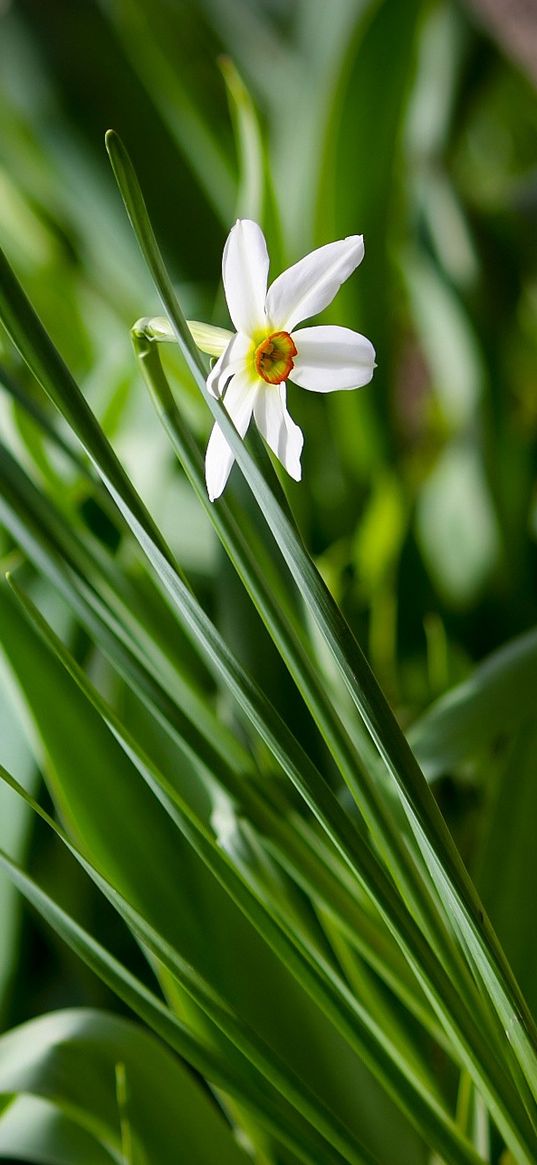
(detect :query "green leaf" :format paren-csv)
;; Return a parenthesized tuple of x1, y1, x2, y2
(0, 1008, 247, 1165)
(0, 652, 37, 1017)
(2, 171, 536, 1158)
(220, 58, 265, 223)
(410, 627, 537, 780)
(129, 336, 468, 1071)
(0, 579, 219, 961)
(475, 720, 537, 1021)
(416, 442, 500, 607)
(0, 1095, 117, 1165)
(0, 401, 442, 1068)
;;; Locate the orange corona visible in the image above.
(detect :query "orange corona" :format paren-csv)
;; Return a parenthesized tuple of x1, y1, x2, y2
(254, 331, 297, 385)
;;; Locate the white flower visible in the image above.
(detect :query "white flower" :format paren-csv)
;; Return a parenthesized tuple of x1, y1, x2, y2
(204, 219, 376, 502)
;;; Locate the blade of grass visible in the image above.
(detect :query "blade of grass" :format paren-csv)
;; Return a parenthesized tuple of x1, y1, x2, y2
(0, 1095, 117, 1165)
(0, 362, 89, 476)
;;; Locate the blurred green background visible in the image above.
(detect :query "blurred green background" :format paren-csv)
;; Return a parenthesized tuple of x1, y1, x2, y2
(0, 0, 536, 1075)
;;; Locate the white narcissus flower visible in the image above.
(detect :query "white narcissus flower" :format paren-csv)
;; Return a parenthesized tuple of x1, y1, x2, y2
(203, 219, 376, 502)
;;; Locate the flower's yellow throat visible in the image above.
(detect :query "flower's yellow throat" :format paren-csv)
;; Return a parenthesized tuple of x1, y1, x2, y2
(254, 331, 297, 385)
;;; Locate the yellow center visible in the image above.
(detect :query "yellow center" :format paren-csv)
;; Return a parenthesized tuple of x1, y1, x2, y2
(254, 331, 297, 385)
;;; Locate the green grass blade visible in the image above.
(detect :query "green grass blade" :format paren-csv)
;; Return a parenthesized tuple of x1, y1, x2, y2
(0, 362, 89, 476)
(130, 297, 499, 1079)
(0, 407, 443, 1058)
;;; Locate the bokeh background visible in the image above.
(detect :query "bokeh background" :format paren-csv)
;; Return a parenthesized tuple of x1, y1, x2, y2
(0, 0, 536, 1072)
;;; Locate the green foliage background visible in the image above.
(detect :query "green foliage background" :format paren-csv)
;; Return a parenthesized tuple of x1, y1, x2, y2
(0, 1, 536, 1163)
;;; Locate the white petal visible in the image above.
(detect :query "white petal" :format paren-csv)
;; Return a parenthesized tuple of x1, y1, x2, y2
(265, 235, 365, 332)
(222, 219, 269, 335)
(290, 325, 376, 392)
(206, 332, 252, 398)
(254, 384, 303, 481)
(205, 369, 259, 502)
